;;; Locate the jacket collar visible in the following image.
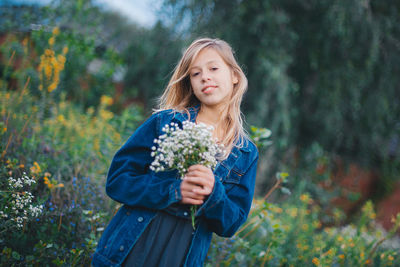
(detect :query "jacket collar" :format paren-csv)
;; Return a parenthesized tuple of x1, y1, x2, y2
(174, 105, 251, 153)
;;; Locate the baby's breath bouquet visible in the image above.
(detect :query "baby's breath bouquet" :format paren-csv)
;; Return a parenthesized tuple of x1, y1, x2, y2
(150, 121, 224, 228)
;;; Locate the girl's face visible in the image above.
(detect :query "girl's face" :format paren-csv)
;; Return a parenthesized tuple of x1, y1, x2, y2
(189, 48, 238, 110)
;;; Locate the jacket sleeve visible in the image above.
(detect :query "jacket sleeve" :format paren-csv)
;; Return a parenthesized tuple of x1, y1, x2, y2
(105, 112, 182, 209)
(196, 152, 259, 237)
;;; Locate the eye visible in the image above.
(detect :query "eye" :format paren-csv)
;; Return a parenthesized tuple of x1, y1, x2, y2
(211, 67, 218, 71)
(191, 72, 200, 77)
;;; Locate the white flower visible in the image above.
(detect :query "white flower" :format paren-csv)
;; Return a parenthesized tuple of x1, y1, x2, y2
(150, 121, 224, 178)
(2, 173, 43, 229)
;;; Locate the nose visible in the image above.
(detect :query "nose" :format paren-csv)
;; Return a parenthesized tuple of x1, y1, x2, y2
(201, 70, 211, 82)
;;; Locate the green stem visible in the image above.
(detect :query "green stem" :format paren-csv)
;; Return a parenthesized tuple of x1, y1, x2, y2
(191, 205, 197, 229)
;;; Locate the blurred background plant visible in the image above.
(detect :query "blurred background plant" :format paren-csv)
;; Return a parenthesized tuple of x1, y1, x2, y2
(1, 0, 399, 265)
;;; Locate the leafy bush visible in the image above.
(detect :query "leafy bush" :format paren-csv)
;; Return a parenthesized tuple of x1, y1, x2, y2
(207, 179, 400, 266)
(0, 25, 143, 264)
(0, 85, 143, 265)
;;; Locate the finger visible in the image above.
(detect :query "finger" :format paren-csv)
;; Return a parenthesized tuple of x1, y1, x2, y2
(181, 179, 201, 189)
(193, 186, 212, 195)
(185, 170, 206, 178)
(181, 197, 204, 205)
(183, 176, 208, 186)
(188, 165, 212, 173)
(181, 191, 205, 200)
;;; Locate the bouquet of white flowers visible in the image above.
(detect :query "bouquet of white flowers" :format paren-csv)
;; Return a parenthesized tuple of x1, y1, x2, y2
(150, 121, 224, 228)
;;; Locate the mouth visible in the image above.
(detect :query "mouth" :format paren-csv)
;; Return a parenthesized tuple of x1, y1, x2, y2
(202, 85, 217, 94)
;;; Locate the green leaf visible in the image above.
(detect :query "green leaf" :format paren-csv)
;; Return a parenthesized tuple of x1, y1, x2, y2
(12, 251, 20, 260)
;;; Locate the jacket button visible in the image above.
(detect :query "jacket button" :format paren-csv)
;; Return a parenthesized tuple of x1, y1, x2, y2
(183, 212, 188, 216)
(119, 245, 124, 251)
(137, 216, 144, 222)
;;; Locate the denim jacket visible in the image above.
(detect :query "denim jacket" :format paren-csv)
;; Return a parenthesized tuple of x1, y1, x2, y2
(92, 106, 259, 267)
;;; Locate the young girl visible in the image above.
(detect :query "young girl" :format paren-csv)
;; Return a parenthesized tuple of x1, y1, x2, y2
(92, 38, 259, 267)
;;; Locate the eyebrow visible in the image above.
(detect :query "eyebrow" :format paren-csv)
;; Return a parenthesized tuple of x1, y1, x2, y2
(190, 60, 219, 70)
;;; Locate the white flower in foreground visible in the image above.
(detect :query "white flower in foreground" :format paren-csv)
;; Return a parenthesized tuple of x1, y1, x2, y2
(150, 121, 224, 178)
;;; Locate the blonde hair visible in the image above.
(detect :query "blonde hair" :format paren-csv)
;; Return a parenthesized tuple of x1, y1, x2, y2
(156, 38, 249, 153)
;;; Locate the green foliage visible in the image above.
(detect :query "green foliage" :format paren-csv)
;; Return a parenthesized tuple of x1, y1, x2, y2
(162, 0, 400, 193)
(249, 126, 272, 150)
(122, 22, 184, 108)
(0, 9, 144, 263)
(0, 88, 143, 265)
(2, 0, 400, 265)
(207, 197, 400, 266)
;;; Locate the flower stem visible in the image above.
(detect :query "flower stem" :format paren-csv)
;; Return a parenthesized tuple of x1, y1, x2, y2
(191, 205, 197, 229)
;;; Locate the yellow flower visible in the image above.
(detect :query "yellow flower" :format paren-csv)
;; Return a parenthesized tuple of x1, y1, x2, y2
(360, 252, 365, 259)
(57, 183, 64, 188)
(30, 162, 41, 174)
(52, 27, 60, 35)
(388, 255, 394, 261)
(48, 82, 58, 93)
(45, 65, 52, 79)
(57, 54, 66, 65)
(93, 138, 100, 151)
(275, 207, 283, 213)
(312, 258, 320, 266)
(99, 109, 114, 120)
(87, 107, 95, 115)
(45, 49, 54, 56)
(288, 207, 298, 217)
(48, 37, 55, 46)
(338, 254, 345, 260)
(62, 46, 69, 54)
(337, 236, 344, 242)
(365, 259, 372, 264)
(100, 95, 114, 106)
(57, 114, 66, 123)
(5, 93, 10, 99)
(300, 193, 313, 204)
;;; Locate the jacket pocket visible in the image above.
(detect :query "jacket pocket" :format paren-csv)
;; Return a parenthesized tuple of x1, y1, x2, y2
(223, 167, 243, 192)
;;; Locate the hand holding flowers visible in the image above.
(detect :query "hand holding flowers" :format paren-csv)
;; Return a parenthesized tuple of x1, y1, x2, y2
(150, 121, 224, 228)
(180, 165, 215, 205)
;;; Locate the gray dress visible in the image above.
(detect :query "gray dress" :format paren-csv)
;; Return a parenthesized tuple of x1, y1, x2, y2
(122, 204, 194, 267)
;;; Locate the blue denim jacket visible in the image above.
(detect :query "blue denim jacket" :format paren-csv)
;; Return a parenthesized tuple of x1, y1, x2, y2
(92, 106, 259, 267)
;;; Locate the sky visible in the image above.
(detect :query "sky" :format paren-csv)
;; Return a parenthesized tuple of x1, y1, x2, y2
(4, 0, 161, 27)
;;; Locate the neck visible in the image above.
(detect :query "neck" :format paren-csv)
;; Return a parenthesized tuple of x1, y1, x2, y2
(197, 104, 227, 126)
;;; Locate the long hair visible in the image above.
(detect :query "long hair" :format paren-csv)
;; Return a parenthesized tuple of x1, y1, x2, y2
(156, 38, 249, 153)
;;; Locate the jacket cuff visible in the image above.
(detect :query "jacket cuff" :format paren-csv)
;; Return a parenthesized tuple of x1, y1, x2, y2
(195, 178, 224, 216)
(168, 179, 183, 205)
